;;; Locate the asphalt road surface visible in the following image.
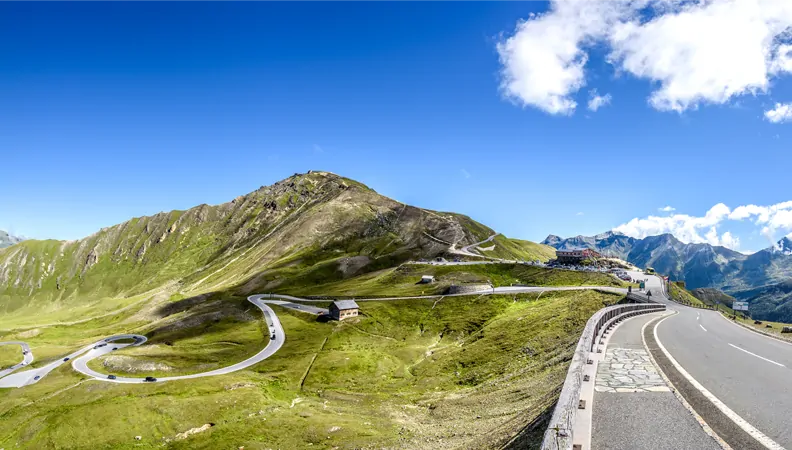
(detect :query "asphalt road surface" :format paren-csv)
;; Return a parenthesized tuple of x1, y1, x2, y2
(592, 312, 721, 450)
(632, 271, 792, 449)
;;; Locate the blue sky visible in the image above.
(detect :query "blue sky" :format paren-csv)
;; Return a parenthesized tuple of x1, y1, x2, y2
(2, 1, 792, 253)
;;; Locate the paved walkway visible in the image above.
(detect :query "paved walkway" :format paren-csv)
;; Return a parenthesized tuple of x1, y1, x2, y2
(591, 313, 720, 450)
(595, 347, 668, 393)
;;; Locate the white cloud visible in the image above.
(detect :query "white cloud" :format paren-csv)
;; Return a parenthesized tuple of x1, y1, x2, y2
(587, 89, 612, 111)
(497, 0, 792, 115)
(615, 200, 792, 250)
(614, 203, 732, 246)
(460, 169, 471, 179)
(765, 103, 792, 123)
(576, 212, 585, 216)
(720, 231, 740, 250)
(658, 206, 676, 212)
(313, 144, 324, 153)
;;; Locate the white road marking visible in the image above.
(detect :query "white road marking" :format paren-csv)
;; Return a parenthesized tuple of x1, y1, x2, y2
(700, 324, 707, 332)
(654, 315, 785, 450)
(728, 344, 786, 368)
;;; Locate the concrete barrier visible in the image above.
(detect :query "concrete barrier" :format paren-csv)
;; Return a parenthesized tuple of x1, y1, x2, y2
(444, 284, 492, 294)
(540, 301, 666, 450)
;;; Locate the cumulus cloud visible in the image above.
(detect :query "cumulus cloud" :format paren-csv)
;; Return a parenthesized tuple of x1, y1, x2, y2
(615, 200, 792, 249)
(658, 206, 676, 212)
(587, 90, 612, 111)
(497, 0, 792, 115)
(765, 103, 792, 123)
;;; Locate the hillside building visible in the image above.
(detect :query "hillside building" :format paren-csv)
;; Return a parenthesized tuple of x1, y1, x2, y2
(329, 300, 360, 321)
(420, 275, 435, 284)
(556, 248, 602, 264)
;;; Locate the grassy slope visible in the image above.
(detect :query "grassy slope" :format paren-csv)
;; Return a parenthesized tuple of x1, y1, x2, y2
(690, 288, 736, 308)
(1, 172, 499, 326)
(279, 263, 628, 297)
(729, 315, 792, 338)
(477, 236, 556, 262)
(668, 282, 707, 307)
(0, 290, 619, 449)
(0, 344, 20, 368)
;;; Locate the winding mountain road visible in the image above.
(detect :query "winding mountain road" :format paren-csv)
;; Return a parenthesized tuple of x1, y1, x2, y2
(1, 286, 629, 388)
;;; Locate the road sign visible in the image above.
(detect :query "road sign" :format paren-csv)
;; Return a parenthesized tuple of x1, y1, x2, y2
(733, 301, 749, 311)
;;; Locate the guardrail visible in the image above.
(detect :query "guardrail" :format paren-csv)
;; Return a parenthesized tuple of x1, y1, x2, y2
(540, 301, 666, 450)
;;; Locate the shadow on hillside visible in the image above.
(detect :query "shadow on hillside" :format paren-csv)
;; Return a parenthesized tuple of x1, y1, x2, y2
(500, 400, 555, 450)
(154, 292, 218, 318)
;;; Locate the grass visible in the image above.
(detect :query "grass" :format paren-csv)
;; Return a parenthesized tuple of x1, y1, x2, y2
(282, 263, 629, 298)
(726, 314, 792, 338)
(668, 282, 707, 308)
(0, 289, 621, 449)
(86, 316, 267, 378)
(0, 344, 21, 368)
(477, 235, 557, 262)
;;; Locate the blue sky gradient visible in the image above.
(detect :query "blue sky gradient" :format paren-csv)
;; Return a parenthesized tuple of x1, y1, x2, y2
(1, 2, 790, 252)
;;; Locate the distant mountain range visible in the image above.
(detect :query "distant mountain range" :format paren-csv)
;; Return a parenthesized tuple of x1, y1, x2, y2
(0, 230, 23, 249)
(542, 231, 792, 321)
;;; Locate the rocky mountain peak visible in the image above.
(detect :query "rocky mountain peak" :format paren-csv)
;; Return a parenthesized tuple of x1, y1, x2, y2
(0, 230, 24, 249)
(773, 237, 792, 255)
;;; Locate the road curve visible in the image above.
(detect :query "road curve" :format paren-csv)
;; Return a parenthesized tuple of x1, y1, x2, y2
(0, 341, 33, 380)
(634, 271, 792, 449)
(0, 296, 284, 387)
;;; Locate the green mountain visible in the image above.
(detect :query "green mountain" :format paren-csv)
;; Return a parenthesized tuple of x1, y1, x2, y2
(0, 171, 602, 450)
(690, 288, 736, 308)
(0, 171, 545, 320)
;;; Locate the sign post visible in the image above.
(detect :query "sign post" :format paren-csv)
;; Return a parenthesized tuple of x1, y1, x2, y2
(733, 301, 749, 320)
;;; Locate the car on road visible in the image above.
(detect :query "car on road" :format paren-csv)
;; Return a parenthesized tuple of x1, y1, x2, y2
(112, 347, 118, 351)
(63, 357, 70, 362)
(108, 374, 117, 380)
(144, 376, 157, 382)
(271, 333, 276, 340)
(34, 375, 40, 380)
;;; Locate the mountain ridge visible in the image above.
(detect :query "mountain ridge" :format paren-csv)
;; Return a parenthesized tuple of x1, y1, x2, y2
(0, 171, 547, 320)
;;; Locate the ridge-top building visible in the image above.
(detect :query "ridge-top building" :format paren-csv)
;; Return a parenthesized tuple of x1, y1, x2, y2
(555, 248, 602, 264)
(329, 300, 360, 321)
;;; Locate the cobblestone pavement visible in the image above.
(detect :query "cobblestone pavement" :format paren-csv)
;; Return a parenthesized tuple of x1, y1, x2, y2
(595, 348, 669, 393)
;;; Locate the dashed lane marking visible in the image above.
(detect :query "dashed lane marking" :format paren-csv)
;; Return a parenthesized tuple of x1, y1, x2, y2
(728, 343, 785, 368)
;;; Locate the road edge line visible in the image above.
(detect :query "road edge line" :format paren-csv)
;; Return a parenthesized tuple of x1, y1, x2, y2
(712, 311, 792, 347)
(640, 312, 731, 450)
(652, 313, 785, 450)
